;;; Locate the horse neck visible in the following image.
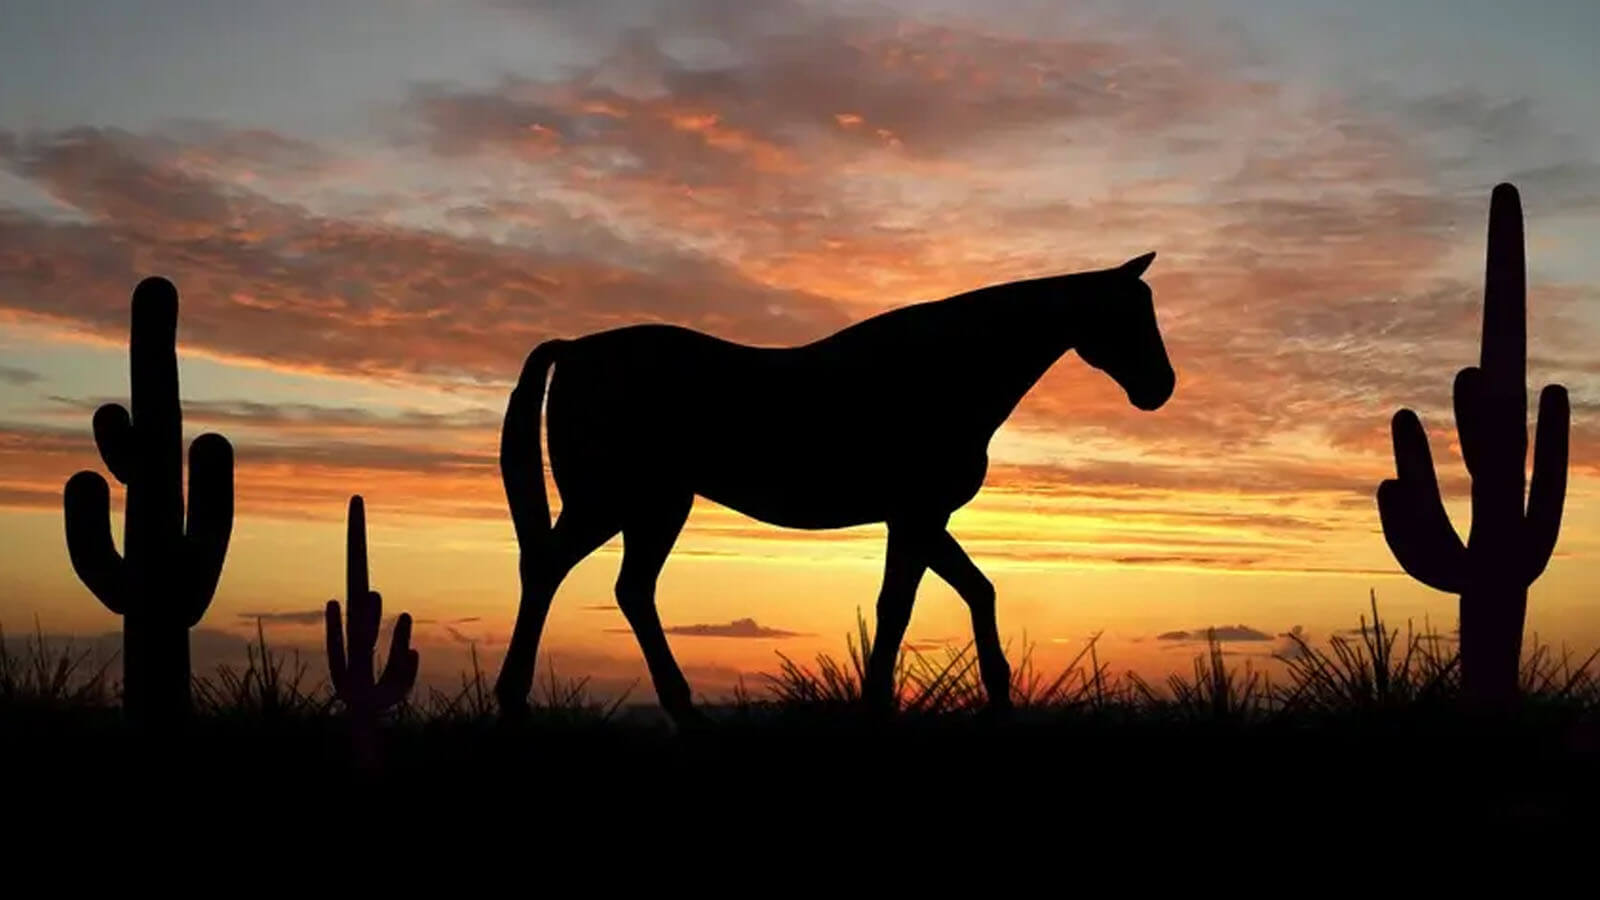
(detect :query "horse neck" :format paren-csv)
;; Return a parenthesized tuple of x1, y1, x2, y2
(952, 273, 1098, 431)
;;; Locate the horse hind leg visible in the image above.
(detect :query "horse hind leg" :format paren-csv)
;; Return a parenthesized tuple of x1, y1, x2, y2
(495, 507, 619, 716)
(614, 494, 699, 726)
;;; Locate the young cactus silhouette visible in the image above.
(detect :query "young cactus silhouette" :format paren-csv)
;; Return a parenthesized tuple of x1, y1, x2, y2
(63, 276, 235, 724)
(1377, 183, 1569, 704)
(326, 495, 418, 763)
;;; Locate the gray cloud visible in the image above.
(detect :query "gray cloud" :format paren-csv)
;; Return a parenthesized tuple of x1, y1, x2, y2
(45, 396, 501, 431)
(238, 609, 326, 625)
(1, 1, 1597, 548)
(413, 0, 1277, 193)
(1504, 161, 1600, 214)
(0, 364, 41, 386)
(0, 125, 850, 385)
(607, 617, 809, 638)
(1156, 624, 1275, 642)
(666, 618, 810, 638)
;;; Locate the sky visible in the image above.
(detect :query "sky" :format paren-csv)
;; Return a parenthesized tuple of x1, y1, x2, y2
(2, 0, 1598, 701)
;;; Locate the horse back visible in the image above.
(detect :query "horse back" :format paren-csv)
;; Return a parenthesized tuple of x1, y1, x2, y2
(543, 323, 989, 526)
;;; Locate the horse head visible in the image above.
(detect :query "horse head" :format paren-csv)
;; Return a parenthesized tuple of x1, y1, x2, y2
(1074, 251, 1175, 412)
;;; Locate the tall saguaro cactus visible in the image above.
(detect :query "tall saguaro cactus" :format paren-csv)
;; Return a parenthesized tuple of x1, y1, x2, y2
(1377, 183, 1569, 704)
(63, 276, 235, 723)
(326, 495, 418, 767)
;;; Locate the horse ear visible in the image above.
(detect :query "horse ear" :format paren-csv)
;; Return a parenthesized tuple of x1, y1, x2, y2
(1120, 252, 1156, 278)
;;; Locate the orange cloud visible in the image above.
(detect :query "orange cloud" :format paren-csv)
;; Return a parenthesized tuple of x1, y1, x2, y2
(3, 0, 1599, 590)
(0, 127, 850, 383)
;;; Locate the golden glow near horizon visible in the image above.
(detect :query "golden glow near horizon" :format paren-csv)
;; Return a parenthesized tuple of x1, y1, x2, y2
(3, 1, 1600, 697)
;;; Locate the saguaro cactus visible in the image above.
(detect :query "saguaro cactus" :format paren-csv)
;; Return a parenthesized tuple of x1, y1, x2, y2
(1377, 183, 1569, 704)
(326, 495, 418, 764)
(63, 276, 235, 724)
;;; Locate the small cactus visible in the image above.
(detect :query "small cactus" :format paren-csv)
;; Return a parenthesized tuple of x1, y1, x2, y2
(1377, 183, 1569, 704)
(326, 495, 418, 763)
(63, 276, 234, 724)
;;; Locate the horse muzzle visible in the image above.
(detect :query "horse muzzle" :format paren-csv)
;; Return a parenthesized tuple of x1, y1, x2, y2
(1130, 371, 1175, 411)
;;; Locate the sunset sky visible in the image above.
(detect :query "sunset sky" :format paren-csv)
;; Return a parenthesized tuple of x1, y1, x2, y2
(3, 0, 1599, 700)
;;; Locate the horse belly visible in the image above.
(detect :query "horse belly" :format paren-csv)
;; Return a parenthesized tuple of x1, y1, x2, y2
(695, 460, 883, 529)
(543, 329, 988, 525)
(692, 421, 990, 529)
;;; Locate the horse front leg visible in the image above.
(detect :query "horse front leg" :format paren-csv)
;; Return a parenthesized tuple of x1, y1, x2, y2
(862, 523, 931, 715)
(924, 529, 1011, 715)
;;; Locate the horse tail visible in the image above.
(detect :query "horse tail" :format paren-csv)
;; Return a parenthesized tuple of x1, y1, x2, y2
(501, 339, 567, 548)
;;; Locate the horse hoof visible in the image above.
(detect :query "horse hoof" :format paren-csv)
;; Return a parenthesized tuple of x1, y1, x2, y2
(496, 696, 532, 723)
(861, 697, 897, 726)
(977, 700, 1014, 725)
(668, 706, 712, 734)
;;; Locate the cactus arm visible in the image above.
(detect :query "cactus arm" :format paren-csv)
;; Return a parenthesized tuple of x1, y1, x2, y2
(325, 599, 349, 698)
(374, 611, 418, 709)
(1452, 367, 1487, 476)
(1377, 409, 1465, 594)
(1524, 384, 1569, 584)
(182, 433, 234, 625)
(64, 471, 127, 614)
(92, 403, 134, 484)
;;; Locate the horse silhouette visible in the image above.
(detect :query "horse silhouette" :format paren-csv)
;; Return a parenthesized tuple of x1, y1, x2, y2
(495, 252, 1175, 723)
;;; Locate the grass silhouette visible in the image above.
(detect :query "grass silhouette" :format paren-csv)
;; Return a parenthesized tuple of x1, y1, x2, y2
(6, 594, 1597, 724)
(4, 594, 1597, 842)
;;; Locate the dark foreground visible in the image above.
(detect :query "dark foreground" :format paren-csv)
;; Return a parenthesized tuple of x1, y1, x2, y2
(5, 702, 1599, 864)
(4, 612, 1598, 858)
